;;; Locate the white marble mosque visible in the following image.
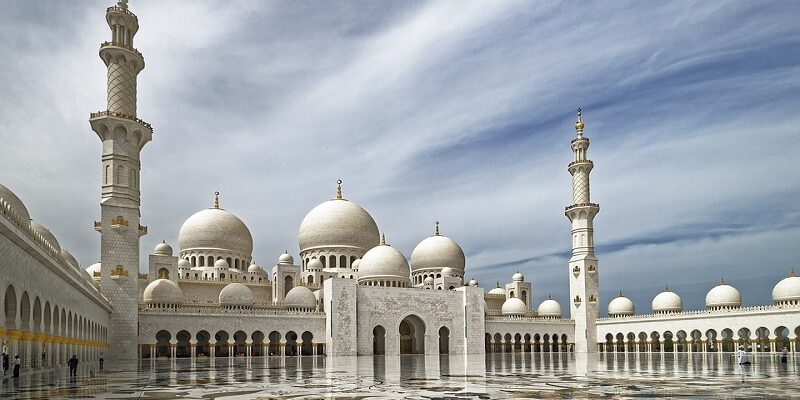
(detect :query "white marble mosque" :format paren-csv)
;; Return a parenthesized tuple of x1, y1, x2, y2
(1, 2, 800, 377)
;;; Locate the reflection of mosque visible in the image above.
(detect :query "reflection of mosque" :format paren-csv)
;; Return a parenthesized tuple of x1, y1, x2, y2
(1, 1, 800, 372)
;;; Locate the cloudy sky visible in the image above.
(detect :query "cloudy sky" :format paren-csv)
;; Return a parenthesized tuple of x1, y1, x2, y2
(1, 0, 799, 315)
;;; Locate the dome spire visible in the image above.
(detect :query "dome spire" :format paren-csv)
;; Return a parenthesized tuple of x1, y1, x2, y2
(574, 107, 584, 137)
(434, 221, 440, 236)
(619, 290, 624, 297)
(336, 179, 343, 200)
(664, 284, 670, 292)
(380, 233, 386, 245)
(720, 278, 726, 285)
(790, 268, 796, 277)
(213, 191, 220, 209)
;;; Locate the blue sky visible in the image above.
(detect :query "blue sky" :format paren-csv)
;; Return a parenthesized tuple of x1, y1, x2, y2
(1, 0, 799, 315)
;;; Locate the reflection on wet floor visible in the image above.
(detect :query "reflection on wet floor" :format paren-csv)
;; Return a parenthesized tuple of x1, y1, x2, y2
(1, 352, 798, 399)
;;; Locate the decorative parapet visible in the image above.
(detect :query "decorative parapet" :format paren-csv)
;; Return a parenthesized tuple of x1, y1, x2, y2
(565, 202, 600, 212)
(111, 265, 129, 279)
(485, 315, 571, 323)
(597, 303, 800, 323)
(89, 110, 152, 131)
(99, 41, 143, 59)
(106, 5, 138, 20)
(138, 273, 148, 280)
(139, 304, 325, 317)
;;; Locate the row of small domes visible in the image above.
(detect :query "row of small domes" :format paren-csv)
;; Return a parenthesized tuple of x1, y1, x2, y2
(609, 273, 800, 316)
(142, 279, 317, 309)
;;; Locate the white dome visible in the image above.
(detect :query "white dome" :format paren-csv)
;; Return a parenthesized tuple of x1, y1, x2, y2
(410, 233, 466, 273)
(214, 259, 229, 269)
(501, 297, 528, 316)
(31, 220, 60, 253)
(488, 286, 506, 296)
(356, 241, 410, 284)
(86, 263, 101, 280)
(512, 272, 524, 282)
(61, 248, 80, 270)
(351, 259, 361, 270)
(468, 279, 478, 287)
(705, 281, 742, 309)
(652, 288, 683, 313)
(143, 279, 183, 304)
(278, 252, 294, 265)
(219, 283, 253, 306)
(154, 241, 173, 256)
(537, 298, 562, 318)
(423, 277, 434, 285)
(773, 271, 800, 304)
(177, 259, 191, 269)
(0, 183, 31, 222)
(441, 267, 456, 277)
(284, 286, 316, 310)
(298, 198, 379, 253)
(247, 262, 262, 273)
(307, 259, 323, 271)
(608, 294, 635, 316)
(178, 207, 253, 256)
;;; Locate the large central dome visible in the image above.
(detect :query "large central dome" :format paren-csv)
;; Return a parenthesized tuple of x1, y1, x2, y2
(298, 184, 379, 253)
(178, 203, 253, 256)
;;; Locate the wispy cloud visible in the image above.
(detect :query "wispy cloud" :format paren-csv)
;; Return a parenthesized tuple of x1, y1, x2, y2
(1, 0, 799, 314)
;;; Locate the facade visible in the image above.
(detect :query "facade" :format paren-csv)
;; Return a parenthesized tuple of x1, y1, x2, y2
(1, 2, 800, 369)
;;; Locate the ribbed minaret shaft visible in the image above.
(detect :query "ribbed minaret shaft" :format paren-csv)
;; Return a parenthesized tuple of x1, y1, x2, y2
(89, 1, 152, 361)
(565, 108, 600, 353)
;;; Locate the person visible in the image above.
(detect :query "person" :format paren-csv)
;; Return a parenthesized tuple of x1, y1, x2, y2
(99, 352, 104, 369)
(12, 355, 21, 377)
(737, 346, 748, 365)
(42, 351, 46, 365)
(67, 355, 79, 377)
(781, 347, 788, 363)
(2, 353, 8, 375)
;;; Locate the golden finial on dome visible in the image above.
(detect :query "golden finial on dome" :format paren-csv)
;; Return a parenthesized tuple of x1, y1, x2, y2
(790, 268, 796, 277)
(664, 285, 670, 292)
(336, 179, 343, 200)
(574, 107, 584, 136)
(380, 233, 386, 245)
(619, 290, 624, 297)
(434, 221, 440, 236)
(720, 278, 726, 285)
(548, 293, 553, 300)
(213, 191, 220, 209)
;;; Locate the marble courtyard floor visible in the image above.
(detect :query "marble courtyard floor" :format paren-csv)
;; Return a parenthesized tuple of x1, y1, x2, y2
(0, 353, 798, 399)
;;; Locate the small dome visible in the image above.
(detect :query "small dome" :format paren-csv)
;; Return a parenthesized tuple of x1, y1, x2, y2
(357, 239, 410, 284)
(410, 232, 466, 273)
(247, 262, 262, 273)
(61, 248, 80, 270)
(284, 286, 316, 310)
(298, 196, 379, 254)
(608, 294, 635, 316)
(31, 220, 60, 253)
(143, 279, 183, 304)
(219, 283, 253, 306)
(773, 271, 800, 304)
(441, 267, 456, 277)
(154, 241, 173, 256)
(488, 286, 506, 296)
(214, 259, 229, 269)
(423, 277, 434, 285)
(351, 259, 361, 270)
(512, 272, 524, 282)
(307, 259, 323, 271)
(178, 206, 253, 256)
(537, 298, 562, 318)
(177, 259, 191, 269)
(501, 297, 528, 316)
(278, 252, 294, 265)
(0, 183, 31, 222)
(652, 287, 683, 313)
(468, 279, 479, 287)
(705, 280, 742, 309)
(85, 263, 101, 280)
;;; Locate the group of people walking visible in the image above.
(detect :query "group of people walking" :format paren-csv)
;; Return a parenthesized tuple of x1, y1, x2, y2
(1, 353, 21, 377)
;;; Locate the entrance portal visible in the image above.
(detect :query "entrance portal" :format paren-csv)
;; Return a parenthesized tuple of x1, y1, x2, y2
(399, 315, 425, 354)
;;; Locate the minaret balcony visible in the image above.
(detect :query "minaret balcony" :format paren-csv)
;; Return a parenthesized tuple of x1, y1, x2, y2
(565, 202, 600, 212)
(93, 220, 102, 233)
(90, 110, 153, 132)
(138, 224, 148, 237)
(99, 41, 143, 59)
(568, 160, 593, 168)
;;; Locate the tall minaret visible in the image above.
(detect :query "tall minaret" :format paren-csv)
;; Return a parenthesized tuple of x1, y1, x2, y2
(89, 0, 151, 360)
(565, 108, 600, 353)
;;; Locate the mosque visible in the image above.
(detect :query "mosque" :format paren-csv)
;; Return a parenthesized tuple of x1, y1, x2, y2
(1, 2, 799, 370)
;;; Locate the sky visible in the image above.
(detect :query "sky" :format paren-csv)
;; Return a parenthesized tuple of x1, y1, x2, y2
(1, 0, 799, 315)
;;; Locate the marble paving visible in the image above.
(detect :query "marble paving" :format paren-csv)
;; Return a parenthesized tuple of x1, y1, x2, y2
(1, 353, 798, 399)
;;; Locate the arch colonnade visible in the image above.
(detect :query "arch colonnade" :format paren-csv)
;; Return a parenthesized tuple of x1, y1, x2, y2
(140, 329, 323, 359)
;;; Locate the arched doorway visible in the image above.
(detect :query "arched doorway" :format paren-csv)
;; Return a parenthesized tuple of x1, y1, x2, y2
(399, 315, 425, 354)
(373, 326, 386, 355)
(268, 331, 281, 356)
(155, 330, 171, 358)
(233, 331, 247, 357)
(301, 332, 314, 355)
(285, 331, 298, 356)
(252, 331, 265, 356)
(284, 276, 294, 296)
(438, 327, 449, 354)
(196, 331, 210, 357)
(215, 331, 229, 357)
(176, 330, 191, 358)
